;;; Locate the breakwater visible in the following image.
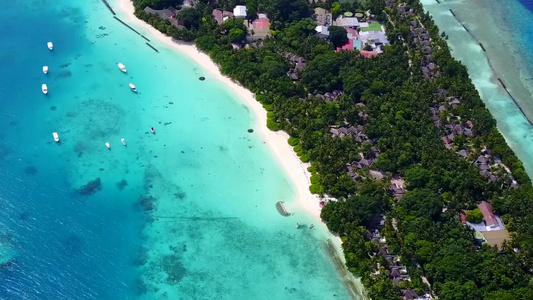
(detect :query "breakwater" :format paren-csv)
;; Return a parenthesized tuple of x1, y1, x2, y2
(449, 9, 533, 127)
(101, 0, 116, 15)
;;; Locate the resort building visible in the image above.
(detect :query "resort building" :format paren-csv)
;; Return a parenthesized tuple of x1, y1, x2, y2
(245, 14, 271, 41)
(464, 201, 511, 250)
(478, 201, 499, 229)
(481, 230, 511, 250)
(143, 6, 181, 28)
(359, 31, 390, 52)
(212, 9, 233, 25)
(233, 5, 247, 18)
(313, 8, 332, 26)
(334, 15, 360, 28)
(315, 25, 330, 38)
(336, 28, 361, 52)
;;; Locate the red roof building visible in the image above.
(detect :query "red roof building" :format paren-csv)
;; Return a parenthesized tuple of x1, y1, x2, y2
(246, 14, 271, 41)
(478, 201, 498, 228)
(253, 17, 270, 29)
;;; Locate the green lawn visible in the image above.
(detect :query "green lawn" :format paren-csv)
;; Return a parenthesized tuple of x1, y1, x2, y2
(361, 23, 382, 32)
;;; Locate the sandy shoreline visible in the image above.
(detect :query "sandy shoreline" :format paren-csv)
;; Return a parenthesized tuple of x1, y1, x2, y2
(116, 0, 323, 221)
(113, 1, 365, 297)
(116, 1, 326, 226)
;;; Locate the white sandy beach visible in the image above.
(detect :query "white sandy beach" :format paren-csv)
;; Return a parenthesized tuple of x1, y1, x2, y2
(116, 1, 365, 297)
(117, 0, 323, 220)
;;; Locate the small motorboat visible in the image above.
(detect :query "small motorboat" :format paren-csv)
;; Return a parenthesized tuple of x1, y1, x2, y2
(43, 66, 49, 74)
(52, 132, 60, 142)
(296, 223, 300, 229)
(105, 142, 110, 149)
(42, 84, 48, 94)
(121, 138, 126, 146)
(129, 83, 137, 92)
(150, 127, 155, 134)
(118, 63, 127, 72)
(309, 224, 314, 229)
(47, 42, 53, 50)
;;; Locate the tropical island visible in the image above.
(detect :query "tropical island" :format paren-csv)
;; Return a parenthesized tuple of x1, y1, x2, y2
(128, 0, 533, 299)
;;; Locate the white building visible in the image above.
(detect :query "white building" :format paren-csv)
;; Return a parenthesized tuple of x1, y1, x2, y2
(358, 31, 389, 52)
(233, 5, 247, 18)
(334, 16, 360, 28)
(315, 25, 330, 38)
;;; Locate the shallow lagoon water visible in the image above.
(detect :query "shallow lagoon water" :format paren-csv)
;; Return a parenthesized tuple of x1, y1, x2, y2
(0, 0, 352, 299)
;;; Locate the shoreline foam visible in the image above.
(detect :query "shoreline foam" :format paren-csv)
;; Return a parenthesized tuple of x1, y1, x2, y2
(115, 0, 365, 298)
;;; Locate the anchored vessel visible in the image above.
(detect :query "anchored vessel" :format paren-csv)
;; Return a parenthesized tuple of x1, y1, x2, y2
(118, 63, 127, 72)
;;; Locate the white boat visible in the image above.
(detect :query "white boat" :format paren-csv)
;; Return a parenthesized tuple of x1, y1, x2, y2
(121, 138, 126, 146)
(43, 66, 49, 74)
(47, 42, 53, 50)
(52, 132, 60, 142)
(129, 83, 137, 92)
(118, 63, 127, 72)
(105, 142, 110, 149)
(42, 84, 48, 94)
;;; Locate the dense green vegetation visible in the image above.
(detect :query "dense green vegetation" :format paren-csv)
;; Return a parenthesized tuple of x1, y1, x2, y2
(133, 0, 533, 299)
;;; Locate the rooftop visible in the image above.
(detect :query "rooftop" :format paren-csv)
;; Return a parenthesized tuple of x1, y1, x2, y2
(315, 25, 330, 36)
(478, 201, 498, 228)
(481, 230, 511, 250)
(334, 16, 360, 28)
(233, 5, 247, 18)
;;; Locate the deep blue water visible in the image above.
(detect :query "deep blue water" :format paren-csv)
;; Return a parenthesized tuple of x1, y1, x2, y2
(519, 0, 533, 12)
(517, 0, 533, 50)
(0, 2, 143, 299)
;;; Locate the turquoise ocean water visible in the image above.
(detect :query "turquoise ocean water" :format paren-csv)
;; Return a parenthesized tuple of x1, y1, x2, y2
(0, 0, 352, 299)
(421, 0, 533, 176)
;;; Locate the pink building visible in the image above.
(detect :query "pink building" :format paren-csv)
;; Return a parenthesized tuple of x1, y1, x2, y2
(336, 28, 362, 52)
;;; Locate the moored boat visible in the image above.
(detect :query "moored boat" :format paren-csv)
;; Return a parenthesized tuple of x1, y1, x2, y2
(105, 142, 110, 149)
(121, 138, 126, 146)
(52, 132, 59, 142)
(43, 66, 48, 74)
(150, 127, 155, 133)
(129, 83, 137, 92)
(118, 63, 127, 72)
(42, 84, 48, 94)
(47, 42, 53, 50)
